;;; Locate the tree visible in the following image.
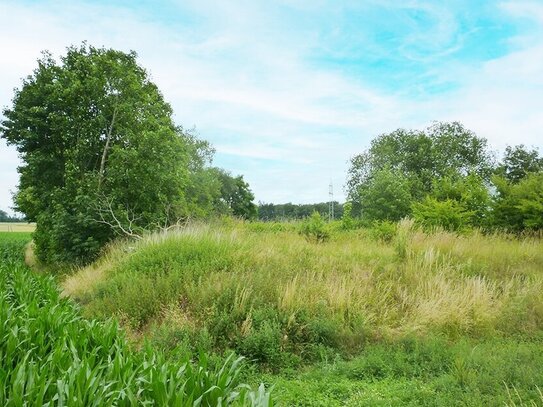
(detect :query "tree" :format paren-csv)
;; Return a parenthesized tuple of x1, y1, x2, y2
(358, 168, 412, 222)
(215, 169, 257, 220)
(1, 44, 198, 263)
(496, 145, 542, 184)
(491, 172, 543, 232)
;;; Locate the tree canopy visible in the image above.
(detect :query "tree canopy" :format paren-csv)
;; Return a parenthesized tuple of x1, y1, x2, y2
(1, 44, 256, 263)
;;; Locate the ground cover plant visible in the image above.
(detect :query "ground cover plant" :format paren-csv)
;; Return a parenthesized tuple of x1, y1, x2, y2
(62, 221, 543, 405)
(0, 232, 271, 406)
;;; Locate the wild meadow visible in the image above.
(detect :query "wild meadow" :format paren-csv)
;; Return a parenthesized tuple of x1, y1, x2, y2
(61, 220, 543, 405)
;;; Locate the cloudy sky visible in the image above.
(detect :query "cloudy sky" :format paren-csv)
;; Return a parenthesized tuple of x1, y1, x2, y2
(1, 0, 543, 213)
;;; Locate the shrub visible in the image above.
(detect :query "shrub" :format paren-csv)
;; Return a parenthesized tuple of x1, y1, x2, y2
(412, 197, 473, 232)
(341, 202, 355, 230)
(299, 212, 330, 243)
(368, 220, 397, 243)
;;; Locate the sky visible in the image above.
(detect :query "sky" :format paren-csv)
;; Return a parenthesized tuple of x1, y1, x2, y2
(1, 0, 543, 214)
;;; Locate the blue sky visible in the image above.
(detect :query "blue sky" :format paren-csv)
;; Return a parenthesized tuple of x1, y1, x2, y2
(1, 0, 543, 213)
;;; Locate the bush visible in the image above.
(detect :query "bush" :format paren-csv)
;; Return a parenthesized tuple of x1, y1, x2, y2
(368, 220, 397, 243)
(341, 202, 355, 230)
(299, 212, 330, 243)
(412, 197, 473, 232)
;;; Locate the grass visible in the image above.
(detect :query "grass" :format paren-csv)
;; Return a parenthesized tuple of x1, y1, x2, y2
(60, 220, 543, 404)
(0, 232, 271, 406)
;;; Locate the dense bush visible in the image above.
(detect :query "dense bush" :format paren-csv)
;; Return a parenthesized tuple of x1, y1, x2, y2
(492, 172, 543, 232)
(412, 197, 472, 232)
(299, 212, 330, 243)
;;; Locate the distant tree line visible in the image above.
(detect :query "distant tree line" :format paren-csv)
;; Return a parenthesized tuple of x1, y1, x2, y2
(0, 210, 25, 222)
(257, 201, 343, 221)
(346, 122, 543, 232)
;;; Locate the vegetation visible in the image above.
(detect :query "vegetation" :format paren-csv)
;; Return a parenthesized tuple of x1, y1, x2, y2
(61, 221, 543, 404)
(258, 201, 343, 221)
(2, 43, 543, 406)
(0, 210, 24, 222)
(0, 232, 271, 406)
(347, 123, 542, 233)
(1, 44, 257, 265)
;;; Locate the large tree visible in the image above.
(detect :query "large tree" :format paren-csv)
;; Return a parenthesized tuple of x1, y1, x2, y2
(1, 44, 198, 263)
(214, 169, 257, 220)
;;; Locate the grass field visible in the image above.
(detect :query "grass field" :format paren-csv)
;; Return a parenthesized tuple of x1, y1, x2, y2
(61, 220, 543, 405)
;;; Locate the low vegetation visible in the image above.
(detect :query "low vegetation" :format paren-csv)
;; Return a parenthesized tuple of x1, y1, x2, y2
(61, 221, 543, 404)
(0, 232, 271, 406)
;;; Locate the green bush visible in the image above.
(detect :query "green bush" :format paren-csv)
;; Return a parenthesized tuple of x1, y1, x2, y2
(299, 212, 330, 243)
(368, 220, 397, 243)
(412, 197, 473, 232)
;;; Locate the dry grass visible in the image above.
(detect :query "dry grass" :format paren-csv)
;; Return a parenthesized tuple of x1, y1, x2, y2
(0, 222, 35, 232)
(63, 220, 543, 345)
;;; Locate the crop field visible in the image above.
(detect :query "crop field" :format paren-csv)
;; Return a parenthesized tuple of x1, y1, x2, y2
(0, 232, 271, 406)
(0, 223, 36, 232)
(60, 221, 543, 406)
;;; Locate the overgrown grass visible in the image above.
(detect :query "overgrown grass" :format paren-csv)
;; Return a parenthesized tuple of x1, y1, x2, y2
(64, 221, 543, 359)
(0, 233, 271, 406)
(259, 336, 543, 406)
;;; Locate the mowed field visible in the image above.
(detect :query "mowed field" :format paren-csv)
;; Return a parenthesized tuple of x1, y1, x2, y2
(0, 222, 35, 232)
(61, 220, 543, 406)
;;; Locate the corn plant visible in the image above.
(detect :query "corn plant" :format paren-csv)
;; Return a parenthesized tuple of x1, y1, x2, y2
(0, 236, 272, 406)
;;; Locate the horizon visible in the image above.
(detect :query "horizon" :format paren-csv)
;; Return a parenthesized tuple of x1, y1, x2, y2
(1, 0, 543, 215)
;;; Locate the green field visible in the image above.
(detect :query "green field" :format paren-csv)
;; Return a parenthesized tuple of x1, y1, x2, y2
(59, 221, 543, 406)
(0, 232, 271, 406)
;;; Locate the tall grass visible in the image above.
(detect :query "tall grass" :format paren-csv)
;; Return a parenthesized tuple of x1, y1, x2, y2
(63, 221, 543, 368)
(0, 233, 272, 406)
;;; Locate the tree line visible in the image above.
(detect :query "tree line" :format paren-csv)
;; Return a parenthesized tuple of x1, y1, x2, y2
(346, 122, 543, 232)
(2, 44, 542, 265)
(257, 201, 343, 221)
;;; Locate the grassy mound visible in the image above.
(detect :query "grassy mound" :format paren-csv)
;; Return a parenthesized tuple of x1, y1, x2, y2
(64, 222, 543, 371)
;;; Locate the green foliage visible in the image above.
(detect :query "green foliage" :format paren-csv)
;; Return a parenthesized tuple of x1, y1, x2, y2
(412, 197, 473, 232)
(1, 44, 258, 264)
(347, 122, 493, 219)
(0, 234, 271, 406)
(0, 210, 23, 222)
(340, 202, 355, 230)
(368, 220, 397, 243)
(431, 173, 491, 229)
(258, 201, 343, 221)
(267, 337, 543, 406)
(299, 212, 330, 243)
(1, 44, 189, 263)
(496, 144, 542, 184)
(215, 169, 258, 220)
(492, 172, 543, 232)
(358, 168, 412, 222)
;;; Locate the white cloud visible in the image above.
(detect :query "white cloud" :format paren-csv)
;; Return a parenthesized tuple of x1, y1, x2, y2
(0, 0, 542, 212)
